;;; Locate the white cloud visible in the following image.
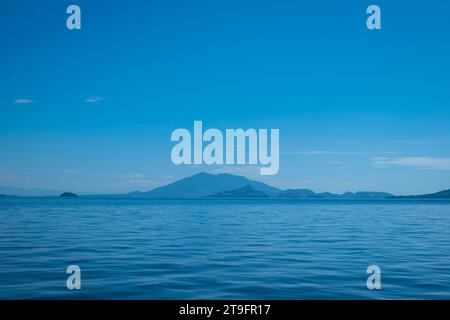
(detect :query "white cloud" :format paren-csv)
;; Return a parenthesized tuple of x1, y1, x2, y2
(14, 98, 35, 104)
(372, 157, 450, 170)
(124, 173, 146, 180)
(284, 150, 364, 155)
(122, 173, 157, 186)
(84, 96, 106, 103)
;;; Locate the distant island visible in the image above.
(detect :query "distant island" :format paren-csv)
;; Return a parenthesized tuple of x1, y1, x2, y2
(277, 189, 393, 199)
(389, 189, 450, 199)
(83, 172, 397, 199)
(2, 172, 450, 200)
(59, 192, 78, 198)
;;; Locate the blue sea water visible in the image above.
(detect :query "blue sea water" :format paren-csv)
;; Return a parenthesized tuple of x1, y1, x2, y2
(1, 197, 450, 299)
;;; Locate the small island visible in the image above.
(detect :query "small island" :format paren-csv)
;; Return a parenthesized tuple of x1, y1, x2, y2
(59, 192, 78, 198)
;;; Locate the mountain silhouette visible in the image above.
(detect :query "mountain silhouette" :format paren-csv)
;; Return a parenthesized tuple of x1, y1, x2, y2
(124, 172, 281, 198)
(11, 171, 449, 199)
(390, 189, 450, 199)
(118, 173, 392, 199)
(278, 189, 392, 199)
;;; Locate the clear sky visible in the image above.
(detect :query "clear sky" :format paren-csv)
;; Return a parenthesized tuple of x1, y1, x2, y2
(1, 0, 450, 195)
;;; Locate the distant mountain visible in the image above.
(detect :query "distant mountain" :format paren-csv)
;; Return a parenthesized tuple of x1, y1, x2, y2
(0, 186, 61, 197)
(278, 189, 393, 199)
(390, 189, 450, 199)
(340, 191, 394, 199)
(6, 171, 449, 199)
(123, 172, 281, 198)
(82, 172, 398, 199)
(206, 185, 270, 198)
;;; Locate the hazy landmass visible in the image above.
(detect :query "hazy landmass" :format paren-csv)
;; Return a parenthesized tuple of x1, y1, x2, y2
(59, 192, 78, 198)
(114, 172, 281, 198)
(83, 172, 394, 199)
(278, 189, 393, 199)
(2, 172, 450, 200)
(389, 189, 450, 199)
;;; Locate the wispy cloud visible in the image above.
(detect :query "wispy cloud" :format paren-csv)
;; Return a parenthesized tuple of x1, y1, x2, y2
(283, 150, 364, 155)
(372, 157, 450, 170)
(14, 98, 35, 104)
(122, 173, 157, 186)
(84, 96, 107, 103)
(326, 160, 342, 165)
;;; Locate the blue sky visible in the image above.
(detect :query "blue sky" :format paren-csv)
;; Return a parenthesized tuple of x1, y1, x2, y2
(1, 0, 450, 195)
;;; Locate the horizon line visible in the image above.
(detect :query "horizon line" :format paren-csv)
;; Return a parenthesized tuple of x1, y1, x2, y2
(1, 171, 450, 197)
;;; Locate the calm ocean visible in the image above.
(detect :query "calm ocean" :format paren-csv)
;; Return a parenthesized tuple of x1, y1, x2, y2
(1, 198, 450, 299)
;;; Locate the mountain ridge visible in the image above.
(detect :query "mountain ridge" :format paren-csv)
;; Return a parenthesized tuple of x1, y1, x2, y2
(389, 189, 450, 199)
(278, 189, 393, 199)
(122, 172, 281, 198)
(3, 172, 450, 199)
(84, 172, 395, 199)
